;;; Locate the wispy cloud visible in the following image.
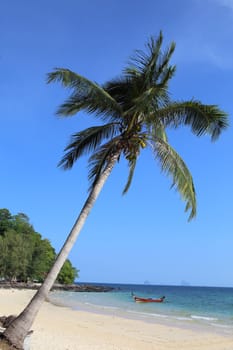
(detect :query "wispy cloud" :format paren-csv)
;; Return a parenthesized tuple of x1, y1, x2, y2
(173, 0, 233, 70)
(202, 46, 233, 69)
(213, 0, 233, 11)
(195, 0, 233, 11)
(175, 40, 233, 70)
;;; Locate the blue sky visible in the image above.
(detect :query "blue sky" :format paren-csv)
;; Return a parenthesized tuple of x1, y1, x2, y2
(1, 0, 232, 287)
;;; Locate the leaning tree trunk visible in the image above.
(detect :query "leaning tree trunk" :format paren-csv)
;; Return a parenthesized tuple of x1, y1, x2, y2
(1, 153, 119, 350)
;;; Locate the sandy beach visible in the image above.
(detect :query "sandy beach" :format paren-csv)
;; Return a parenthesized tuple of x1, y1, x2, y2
(0, 289, 233, 350)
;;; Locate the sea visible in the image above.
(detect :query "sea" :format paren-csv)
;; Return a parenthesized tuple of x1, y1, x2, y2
(49, 283, 233, 335)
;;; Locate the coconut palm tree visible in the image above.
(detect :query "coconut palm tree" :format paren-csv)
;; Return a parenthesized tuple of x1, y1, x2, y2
(1, 32, 228, 349)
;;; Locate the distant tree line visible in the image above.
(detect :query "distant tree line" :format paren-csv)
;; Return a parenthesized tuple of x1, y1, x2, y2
(0, 208, 78, 284)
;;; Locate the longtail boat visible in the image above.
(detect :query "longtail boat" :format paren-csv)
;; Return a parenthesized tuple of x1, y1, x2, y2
(133, 295, 165, 303)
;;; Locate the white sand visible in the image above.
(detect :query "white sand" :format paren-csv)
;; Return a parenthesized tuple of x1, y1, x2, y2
(0, 289, 233, 350)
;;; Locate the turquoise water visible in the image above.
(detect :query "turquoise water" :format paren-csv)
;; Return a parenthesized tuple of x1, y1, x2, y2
(49, 284, 233, 335)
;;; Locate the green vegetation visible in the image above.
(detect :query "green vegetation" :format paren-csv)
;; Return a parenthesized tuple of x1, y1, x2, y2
(0, 208, 78, 284)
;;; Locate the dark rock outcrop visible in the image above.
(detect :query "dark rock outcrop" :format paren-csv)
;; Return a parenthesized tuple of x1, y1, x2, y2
(0, 281, 114, 293)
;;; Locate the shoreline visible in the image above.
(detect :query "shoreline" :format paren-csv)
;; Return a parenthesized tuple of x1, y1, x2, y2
(47, 291, 233, 339)
(1, 289, 233, 349)
(47, 288, 233, 337)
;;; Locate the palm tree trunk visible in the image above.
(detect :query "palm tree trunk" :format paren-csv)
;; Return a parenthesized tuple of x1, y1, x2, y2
(1, 153, 119, 350)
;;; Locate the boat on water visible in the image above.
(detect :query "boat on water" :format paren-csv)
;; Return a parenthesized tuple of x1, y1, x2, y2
(133, 295, 165, 303)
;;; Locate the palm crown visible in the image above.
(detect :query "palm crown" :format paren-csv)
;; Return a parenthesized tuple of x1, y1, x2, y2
(47, 31, 228, 221)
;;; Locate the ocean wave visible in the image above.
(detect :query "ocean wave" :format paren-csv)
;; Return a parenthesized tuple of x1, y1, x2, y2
(191, 315, 218, 321)
(127, 310, 167, 318)
(210, 323, 233, 329)
(174, 316, 192, 321)
(83, 302, 120, 311)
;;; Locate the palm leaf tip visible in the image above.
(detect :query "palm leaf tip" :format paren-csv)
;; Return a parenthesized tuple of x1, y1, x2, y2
(57, 150, 75, 170)
(186, 204, 196, 222)
(122, 159, 137, 194)
(184, 183, 196, 221)
(159, 101, 229, 141)
(174, 177, 196, 221)
(208, 107, 229, 141)
(47, 68, 72, 86)
(154, 138, 197, 221)
(195, 104, 229, 141)
(47, 68, 122, 119)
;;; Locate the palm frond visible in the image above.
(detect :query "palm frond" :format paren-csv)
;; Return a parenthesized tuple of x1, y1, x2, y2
(58, 124, 119, 169)
(47, 68, 122, 120)
(88, 138, 121, 191)
(104, 76, 167, 119)
(125, 32, 176, 87)
(157, 66, 176, 88)
(157, 101, 229, 140)
(107, 34, 175, 116)
(152, 137, 196, 221)
(148, 120, 168, 142)
(103, 76, 135, 110)
(123, 158, 137, 194)
(125, 85, 169, 116)
(126, 33, 163, 76)
(153, 41, 176, 83)
(124, 33, 163, 80)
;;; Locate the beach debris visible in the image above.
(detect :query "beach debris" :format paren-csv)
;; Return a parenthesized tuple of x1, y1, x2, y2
(0, 316, 17, 329)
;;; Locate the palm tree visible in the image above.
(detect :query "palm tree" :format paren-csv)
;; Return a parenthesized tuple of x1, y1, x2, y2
(1, 32, 228, 349)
